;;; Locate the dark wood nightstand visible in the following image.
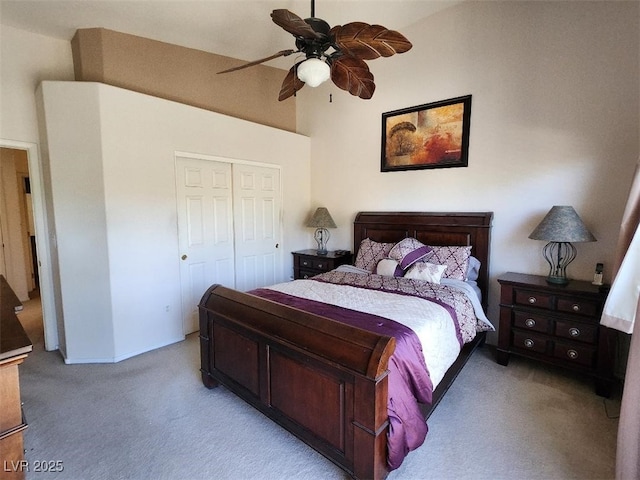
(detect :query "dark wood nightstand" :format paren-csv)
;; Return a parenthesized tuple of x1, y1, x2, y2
(292, 249, 353, 279)
(497, 272, 615, 397)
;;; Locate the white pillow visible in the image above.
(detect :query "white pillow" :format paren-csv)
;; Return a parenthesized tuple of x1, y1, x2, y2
(376, 258, 403, 277)
(404, 262, 447, 284)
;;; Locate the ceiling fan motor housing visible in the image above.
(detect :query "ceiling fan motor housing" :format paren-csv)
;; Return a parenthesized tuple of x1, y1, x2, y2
(296, 17, 332, 59)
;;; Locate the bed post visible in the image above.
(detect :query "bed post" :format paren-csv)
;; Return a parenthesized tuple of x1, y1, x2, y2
(352, 372, 391, 479)
(199, 285, 219, 389)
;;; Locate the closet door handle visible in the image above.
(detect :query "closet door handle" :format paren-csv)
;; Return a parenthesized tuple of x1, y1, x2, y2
(181, 254, 188, 260)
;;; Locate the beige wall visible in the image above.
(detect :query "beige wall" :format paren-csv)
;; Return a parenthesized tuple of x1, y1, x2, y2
(296, 0, 640, 333)
(0, 148, 31, 300)
(71, 28, 296, 132)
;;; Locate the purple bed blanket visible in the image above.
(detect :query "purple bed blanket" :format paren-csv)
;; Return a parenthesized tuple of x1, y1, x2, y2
(249, 287, 434, 470)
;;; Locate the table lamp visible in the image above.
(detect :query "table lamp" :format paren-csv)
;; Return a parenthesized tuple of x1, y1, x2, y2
(528, 206, 596, 285)
(306, 207, 336, 255)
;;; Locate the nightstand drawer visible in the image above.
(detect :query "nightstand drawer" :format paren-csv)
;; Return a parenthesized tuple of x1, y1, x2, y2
(298, 257, 313, 268)
(312, 259, 331, 271)
(552, 341, 596, 368)
(298, 269, 317, 279)
(296, 256, 337, 272)
(557, 298, 599, 317)
(514, 289, 553, 310)
(513, 311, 550, 333)
(555, 320, 597, 344)
(512, 331, 548, 354)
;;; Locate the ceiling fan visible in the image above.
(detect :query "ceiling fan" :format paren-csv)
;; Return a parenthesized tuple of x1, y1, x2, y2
(217, 0, 413, 101)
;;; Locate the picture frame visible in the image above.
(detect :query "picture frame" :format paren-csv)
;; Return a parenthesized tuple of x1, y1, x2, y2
(381, 95, 472, 172)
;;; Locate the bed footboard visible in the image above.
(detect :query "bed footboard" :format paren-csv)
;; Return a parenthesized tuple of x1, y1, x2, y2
(199, 284, 396, 480)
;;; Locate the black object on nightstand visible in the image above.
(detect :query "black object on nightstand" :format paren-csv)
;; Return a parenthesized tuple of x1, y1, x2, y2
(292, 249, 353, 279)
(497, 272, 616, 397)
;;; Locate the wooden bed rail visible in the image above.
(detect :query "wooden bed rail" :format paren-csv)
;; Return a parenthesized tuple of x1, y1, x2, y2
(199, 284, 396, 479)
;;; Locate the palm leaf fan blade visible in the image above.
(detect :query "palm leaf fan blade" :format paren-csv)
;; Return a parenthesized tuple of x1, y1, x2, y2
(330, 23, 412, 60)
(271, 9, 322, 39)
(330, 56, 375, 99)
(217, 49, 296, 74)
(278, 65, 305, 101)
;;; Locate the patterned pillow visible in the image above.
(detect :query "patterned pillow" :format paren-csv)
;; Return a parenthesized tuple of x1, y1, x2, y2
(404, 262, 447, 284)
(388, 237, 433, 270)
(376, 258, 404, 277)
(354, 238, 395, 272)
(428, 245, 473, 281)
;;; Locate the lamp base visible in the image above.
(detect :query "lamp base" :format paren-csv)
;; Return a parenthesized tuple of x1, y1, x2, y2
(314, 228, 330, 257)
(541, 241, 576, 287)
(546, 275, 569, 286)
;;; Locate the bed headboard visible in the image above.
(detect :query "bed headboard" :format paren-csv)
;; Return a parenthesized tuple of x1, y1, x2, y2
(353, 211, 493, 310)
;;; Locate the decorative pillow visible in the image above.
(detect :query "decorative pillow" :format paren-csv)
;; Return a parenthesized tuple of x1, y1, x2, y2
(404, 262, 447, 284)
(354, 238, 395, 272)
(388, 237, 433, 270)
(428, 245, 473, 281)
(376, 258, 404, 277)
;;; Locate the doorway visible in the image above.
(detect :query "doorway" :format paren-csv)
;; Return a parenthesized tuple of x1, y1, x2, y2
(0, 140, 57, 351)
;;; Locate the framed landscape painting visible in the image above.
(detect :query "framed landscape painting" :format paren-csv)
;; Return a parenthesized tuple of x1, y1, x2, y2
(381, 95, 472, 172)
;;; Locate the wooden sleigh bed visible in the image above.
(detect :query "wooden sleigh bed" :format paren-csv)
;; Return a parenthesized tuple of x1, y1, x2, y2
(199, 211, 493, 479)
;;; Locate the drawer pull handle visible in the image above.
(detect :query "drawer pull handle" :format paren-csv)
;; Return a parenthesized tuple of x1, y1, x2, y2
(567, 349, 579, 359)
(317, 263, 324, 269)
(524, 339, 535, 348)
(569, 327, 581, 337)
(302, 260, 310, 266)
(303, 274, 309, 279)
(572, 304, 580, 312)
(528, 296, 537, 304)
(525, 318, 536, 328)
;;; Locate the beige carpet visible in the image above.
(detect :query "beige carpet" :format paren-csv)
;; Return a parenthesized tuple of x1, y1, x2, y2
(16, 296, 619, 480)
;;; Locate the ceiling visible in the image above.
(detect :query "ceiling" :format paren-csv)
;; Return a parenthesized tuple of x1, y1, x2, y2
(0, 0, 459, 69)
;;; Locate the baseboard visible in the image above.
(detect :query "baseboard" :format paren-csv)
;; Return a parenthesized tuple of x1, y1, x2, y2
(62, 335, 185, 364)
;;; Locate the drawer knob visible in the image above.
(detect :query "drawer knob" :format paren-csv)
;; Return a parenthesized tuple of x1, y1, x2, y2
(524, 339, 535, 348)
(528, 296, 537, 304)
(303, 274, 309, 279)
(567, 349, 579, 359)
(572, 304, 580, 312)
(569, 327, 581, 337)
(317, 263, 324, 269)
(525, 318, 536, 328)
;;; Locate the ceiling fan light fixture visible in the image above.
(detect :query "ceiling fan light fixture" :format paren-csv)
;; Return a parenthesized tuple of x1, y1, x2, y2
(296, 57, 330, 87)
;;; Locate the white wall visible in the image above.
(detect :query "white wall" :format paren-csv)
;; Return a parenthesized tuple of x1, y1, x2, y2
(0, 25, 74, 142)
(297, 1, 640, 338)
(38, 81, 310, 363)
(0, 25, 73, 308)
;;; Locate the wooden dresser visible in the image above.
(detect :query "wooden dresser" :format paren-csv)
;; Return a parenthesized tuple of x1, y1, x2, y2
(497, 272, 615, 397)
(292, 250, 353, 279)
(0, 275, 32, 479)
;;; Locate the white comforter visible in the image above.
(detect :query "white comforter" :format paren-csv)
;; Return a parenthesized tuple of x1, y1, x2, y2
(265, 267, 492, 388)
